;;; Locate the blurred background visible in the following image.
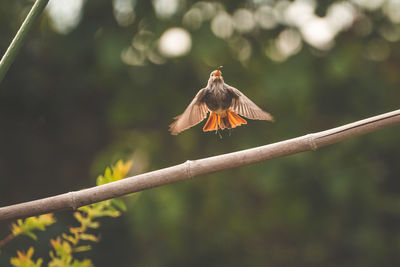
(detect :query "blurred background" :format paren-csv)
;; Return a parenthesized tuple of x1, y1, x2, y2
(1, 0, 400, 266)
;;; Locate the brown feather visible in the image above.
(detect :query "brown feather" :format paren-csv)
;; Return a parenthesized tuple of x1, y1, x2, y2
(226, 85, 274, 121)
(169, 88, 208, 135)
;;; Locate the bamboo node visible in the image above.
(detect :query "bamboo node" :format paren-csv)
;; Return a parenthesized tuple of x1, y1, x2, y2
(307, 134, 318, 151)
(69, 191, 78, 210)
(185, 160, 193, 178)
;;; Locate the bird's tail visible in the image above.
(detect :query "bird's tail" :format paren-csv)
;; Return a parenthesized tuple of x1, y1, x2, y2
(226, 109, 247, 129)
(203, 109, 247, 132)
(203, 112, 219, 132)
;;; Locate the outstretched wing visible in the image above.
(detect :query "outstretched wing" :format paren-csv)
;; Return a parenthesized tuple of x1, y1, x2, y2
(227, 85, 274, 121)
(169, 88, 209, 135)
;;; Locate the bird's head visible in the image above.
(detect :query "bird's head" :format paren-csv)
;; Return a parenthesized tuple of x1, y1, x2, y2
(208, 69, 224, 84)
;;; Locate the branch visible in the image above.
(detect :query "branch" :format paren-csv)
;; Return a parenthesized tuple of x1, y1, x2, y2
(0, 233, 15, 248)
(0, 0, 49, 83)
(1, 109, 399, 221)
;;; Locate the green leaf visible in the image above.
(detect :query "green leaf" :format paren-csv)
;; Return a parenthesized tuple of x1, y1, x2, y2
(24, 231, 37, 240)
(79, 233, 98, 242)
(96, 160, 132, 185)
(104, 167, 112, 178)
(86, 221, 100, 229)
(77, 206, 91, 215)
(110, 198, 127, 211)
(73, 211, 85, 224)
(71, 259, 93, 267)
(96, 175, 105, 186)
(112, 160, 132, 181)
(73, 245, 92, 253)
(10, 247, 43, 267)
(11, 214, 55, 240)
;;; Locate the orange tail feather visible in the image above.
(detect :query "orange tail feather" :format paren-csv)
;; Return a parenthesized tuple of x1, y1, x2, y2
(203, 112, 219, 132)
(227, 109, 247, 128)
(203, 110, 247, 132)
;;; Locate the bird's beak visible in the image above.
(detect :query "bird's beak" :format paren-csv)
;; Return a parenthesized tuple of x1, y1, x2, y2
(215, 70, 222, 78)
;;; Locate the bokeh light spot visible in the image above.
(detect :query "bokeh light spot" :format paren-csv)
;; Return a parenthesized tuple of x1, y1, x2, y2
(284, 0, 316, 27)
(153, 0, 180, 19)
(121, 47, 146, 66)
(211, 12, 234, 39)
(351, 0, 384, 10)
(182, 8, 203, 30)
(46, 0, 84, 34)
(229, 36, 252, 62)
(276, 28, 302, 58)
(132, 31, 155, 51)
(113, 0, 136, 27)
(233, 9, 256, 33)
(326, 2, 356, 33)
(384, 0, 400, 24)
(158, 28, 192, 57)
(254, 5, 277, 29)
(379, 24, 400, 42)
(193, 2, 222, 20)
(300, 17, 335, 50)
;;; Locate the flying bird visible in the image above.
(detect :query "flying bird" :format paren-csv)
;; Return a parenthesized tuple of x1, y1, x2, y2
(169, 69, 274, 135)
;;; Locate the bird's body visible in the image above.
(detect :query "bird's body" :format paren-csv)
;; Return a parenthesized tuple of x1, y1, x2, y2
(203, 81, 233, 113)
(169, 70, 273, 135)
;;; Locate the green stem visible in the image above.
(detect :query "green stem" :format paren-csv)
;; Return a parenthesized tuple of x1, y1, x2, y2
(0, 0, 49, 84)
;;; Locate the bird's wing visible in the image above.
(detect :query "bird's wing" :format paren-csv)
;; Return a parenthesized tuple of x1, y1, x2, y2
(227, 85, 274, 121)
(169, 88, 209, 135)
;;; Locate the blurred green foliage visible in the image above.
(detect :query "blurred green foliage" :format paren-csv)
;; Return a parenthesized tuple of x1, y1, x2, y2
(11, 214, 56, 241)
(6, 160, 132, 267)
(1, 0, 400, 266)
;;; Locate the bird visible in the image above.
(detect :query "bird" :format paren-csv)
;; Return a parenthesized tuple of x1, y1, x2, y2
(169, 69, 274, 135)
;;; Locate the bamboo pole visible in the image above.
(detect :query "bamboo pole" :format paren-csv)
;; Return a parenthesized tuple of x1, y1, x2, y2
(0, 0, 49, 83)
(0, 109, 399, 222)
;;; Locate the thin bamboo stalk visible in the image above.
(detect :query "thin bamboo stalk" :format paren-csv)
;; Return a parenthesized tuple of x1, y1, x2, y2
(0, 109, 399, 222)
(0, 0, 49, 83)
